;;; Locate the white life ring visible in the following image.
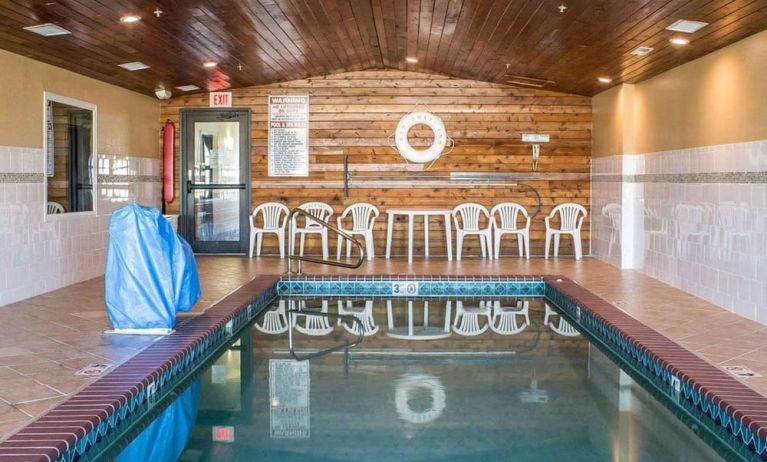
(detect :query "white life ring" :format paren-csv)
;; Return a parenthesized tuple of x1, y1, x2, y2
(394, 374, 446, 424)
(394, 111, 449, 163)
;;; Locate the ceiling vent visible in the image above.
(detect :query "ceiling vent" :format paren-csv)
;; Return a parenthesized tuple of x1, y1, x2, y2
(666, 20, 708, 34)
(118, 61, 150, 71)
(176, 85, 201, 91)
(23, 23, 71, 37)
(631, 46, 654, 56)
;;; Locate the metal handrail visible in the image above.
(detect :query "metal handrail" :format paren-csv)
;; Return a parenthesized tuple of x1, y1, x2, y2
(286, 207, 365, 274)
(286, 309, 365, 361)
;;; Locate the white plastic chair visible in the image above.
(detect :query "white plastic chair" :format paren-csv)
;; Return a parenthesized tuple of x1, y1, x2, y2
(249, 202, 289, 258)
(673, 203, 710, 257)
(47, 201, 65, 214)
(452, 300, 492, 336)
(337, 300, 379, 336)
(490, 203, 530, 259)
(290, 202, 334, 260)
(291, 300, 335, 336)
(601, 203, 621, 257)
(254, 300, 289, 334)
(544, 203, 587, 260)
(544, 303, 580, 337)
(452, 203, 493, 260)
(336, 203, 379, 261)
(490, 300, 530, 335)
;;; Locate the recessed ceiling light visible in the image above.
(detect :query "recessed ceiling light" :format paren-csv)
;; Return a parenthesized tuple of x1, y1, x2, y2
(666, 19, 708, 34)
(597, 76, 612, 83)
(176, 85, 201, 91)
(23, 23, 71, 37)
(630, 46, 654, 56)
(669, 37, 690, 46)
(405, 57, 418, 64)
(120, 15, 141, 24)
(203, 61, 218, 68)
(118, 61, 150, 71)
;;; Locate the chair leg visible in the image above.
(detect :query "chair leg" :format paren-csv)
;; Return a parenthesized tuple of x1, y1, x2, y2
(554, 234, 560, 257)
(346, 239, 352, 258)
(517, 234, 524, 257)
(494, 232, 501, 259)
(248, 230, 256, 258)
(300, 233, 306, 256)
(544, 231, 551, 259)
(479, 234, 487, 258)
(366, 233, 374, 261)
(336, 233, 343, 260)
(456, 232, 464, 261)
(485, 232, 492, 260)
(321, 230, 329, 260)
(524, 232, 530, 259)
(256, 233, 263, 256)
(277, 230, 285, 258)
(573, 231, 583, 260)
(289, 229, 295, 256)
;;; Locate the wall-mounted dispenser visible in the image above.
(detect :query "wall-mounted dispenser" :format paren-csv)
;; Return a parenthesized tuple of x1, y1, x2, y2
(521, 134, 550, 172)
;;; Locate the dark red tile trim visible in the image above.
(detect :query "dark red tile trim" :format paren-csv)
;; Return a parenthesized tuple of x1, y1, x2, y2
(544, 276, 767, 442)
(0, 274, 281, 462)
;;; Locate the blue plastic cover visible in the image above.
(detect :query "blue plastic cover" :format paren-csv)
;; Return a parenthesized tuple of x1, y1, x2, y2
(105, 204, 201, 330)
(115, 379, 201, 462)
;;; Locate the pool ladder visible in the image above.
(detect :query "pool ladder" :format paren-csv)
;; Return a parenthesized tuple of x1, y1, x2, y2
(284, 207, 366, 360)
(286, 207, 366, 275)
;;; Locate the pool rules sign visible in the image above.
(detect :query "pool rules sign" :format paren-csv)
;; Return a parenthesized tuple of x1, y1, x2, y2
(268, 95, 309, 177)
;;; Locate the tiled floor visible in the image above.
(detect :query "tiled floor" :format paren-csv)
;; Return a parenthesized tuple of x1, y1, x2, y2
(0, 255, 766, 442)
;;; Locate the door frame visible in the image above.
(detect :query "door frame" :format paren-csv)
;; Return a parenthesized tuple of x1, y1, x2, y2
(179, 108, 252, 254)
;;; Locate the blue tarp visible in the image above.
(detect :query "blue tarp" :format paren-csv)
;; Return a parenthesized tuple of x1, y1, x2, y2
(115, 379, 201, 462)
(105, 204, 201, 330)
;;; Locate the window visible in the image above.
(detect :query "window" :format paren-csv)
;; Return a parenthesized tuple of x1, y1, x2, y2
(44, 93, 97, 215)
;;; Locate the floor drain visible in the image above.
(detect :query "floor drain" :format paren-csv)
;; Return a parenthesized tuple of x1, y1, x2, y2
(722, 365, 762, 379)
(75, 364, 111, 376)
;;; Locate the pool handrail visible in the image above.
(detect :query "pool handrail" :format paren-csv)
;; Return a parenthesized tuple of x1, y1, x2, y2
(286, 207, 366, 274)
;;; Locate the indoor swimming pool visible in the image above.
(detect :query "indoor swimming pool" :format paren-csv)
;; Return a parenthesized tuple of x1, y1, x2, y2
(20, 276, 763, 462)
(109, 296, 747, 461)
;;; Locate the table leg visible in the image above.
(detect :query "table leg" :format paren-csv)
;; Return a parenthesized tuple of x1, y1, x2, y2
(444, 213, 453, 260)
(424, 215, 430, 258)
(385, 213, 394, 259)
(407, 214, 414, 263)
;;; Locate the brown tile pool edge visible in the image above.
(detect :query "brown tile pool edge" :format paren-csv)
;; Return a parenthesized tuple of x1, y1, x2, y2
(544, 276, 767, 457)
(1, 274, 766, 461)
(0, 275, 281, 462)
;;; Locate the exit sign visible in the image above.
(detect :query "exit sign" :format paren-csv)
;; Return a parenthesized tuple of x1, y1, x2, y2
(209, 92, 232, 107)
(212, 426, 235, 443)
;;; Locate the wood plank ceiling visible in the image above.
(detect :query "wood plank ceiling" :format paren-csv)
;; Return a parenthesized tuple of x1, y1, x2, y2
(0, 0, 765, 96)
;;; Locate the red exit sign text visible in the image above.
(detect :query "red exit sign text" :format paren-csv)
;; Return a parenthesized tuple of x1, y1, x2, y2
(209, 92, 232, 108)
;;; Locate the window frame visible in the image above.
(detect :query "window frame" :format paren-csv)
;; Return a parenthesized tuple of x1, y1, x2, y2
(43, 92, 98, 220)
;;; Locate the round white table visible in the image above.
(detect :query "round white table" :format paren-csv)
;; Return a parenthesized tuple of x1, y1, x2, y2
(385, 208, 453, 262)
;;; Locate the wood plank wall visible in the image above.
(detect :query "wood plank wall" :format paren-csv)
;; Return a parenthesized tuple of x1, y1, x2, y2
(161, 70, 591, 258)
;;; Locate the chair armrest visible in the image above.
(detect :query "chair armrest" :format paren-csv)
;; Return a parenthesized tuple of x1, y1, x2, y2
(524, 216, 531, 230)
(249, 215, 255, 228)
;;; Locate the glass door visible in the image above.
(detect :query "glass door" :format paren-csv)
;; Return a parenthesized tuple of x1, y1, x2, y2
(180, 109, 251, 253)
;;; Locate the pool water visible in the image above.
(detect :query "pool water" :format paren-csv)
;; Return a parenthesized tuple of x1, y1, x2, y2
(162, 297, 726, 462)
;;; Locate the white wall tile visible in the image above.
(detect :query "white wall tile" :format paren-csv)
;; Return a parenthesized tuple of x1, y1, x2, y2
(0, 146, 164, 308)
(593, 140, 767, 325)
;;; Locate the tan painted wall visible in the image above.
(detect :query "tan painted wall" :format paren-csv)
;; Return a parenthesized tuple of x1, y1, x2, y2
(593, 85, 627, 157)
(0, 49, 159, 156)
(593, 29, 767, 155)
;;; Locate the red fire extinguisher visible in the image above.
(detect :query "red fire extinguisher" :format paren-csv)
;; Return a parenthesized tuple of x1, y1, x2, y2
(162, 119, 175, 209)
